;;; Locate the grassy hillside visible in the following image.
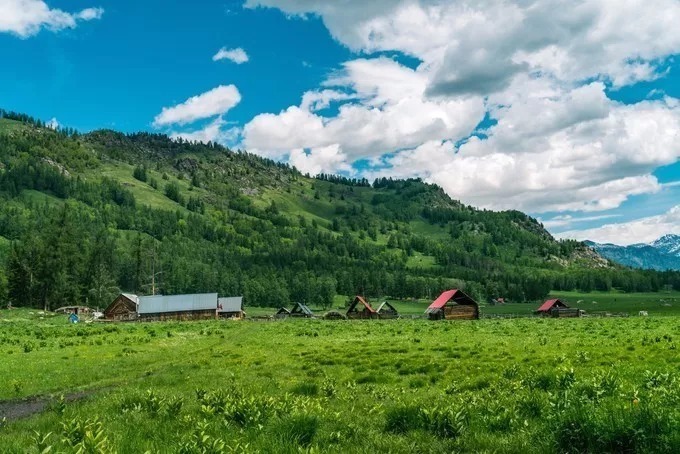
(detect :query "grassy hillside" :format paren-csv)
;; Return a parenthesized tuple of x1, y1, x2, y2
(0, 111, 679, 310)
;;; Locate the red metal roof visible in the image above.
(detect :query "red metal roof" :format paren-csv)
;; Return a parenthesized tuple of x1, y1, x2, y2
(537, 299, 567, 312)
(353, 296, 376, 313)
(428, 289, 460, 310)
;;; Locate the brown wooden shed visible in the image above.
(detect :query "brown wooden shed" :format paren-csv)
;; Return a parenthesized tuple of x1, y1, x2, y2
(426, 289, 479, 320)
(346, 296, 378, 319)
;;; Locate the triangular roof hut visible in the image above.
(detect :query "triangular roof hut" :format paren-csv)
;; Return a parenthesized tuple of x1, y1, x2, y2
(290, 302, 314, 318)
(376, 301, 399, 319)
(275, 307, 291, 319)
(346, 296, 378, 319)
(104, 293, 139, 321)
(426, 289, 479, 320)
(537, 299, 569, 313)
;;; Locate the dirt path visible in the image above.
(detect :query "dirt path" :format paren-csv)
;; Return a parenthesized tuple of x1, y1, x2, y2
(0, 390, 94, 421)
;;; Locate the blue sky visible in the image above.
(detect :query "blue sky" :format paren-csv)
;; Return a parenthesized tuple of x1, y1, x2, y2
(1, 0, 679, 245)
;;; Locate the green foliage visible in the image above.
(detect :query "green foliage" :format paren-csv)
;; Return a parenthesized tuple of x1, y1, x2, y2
(0, 112, 679, 313)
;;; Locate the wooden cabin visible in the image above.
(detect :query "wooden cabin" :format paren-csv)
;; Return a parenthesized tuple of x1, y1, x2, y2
(346, 296, 378, 319)
(218, 296, 244, 319)
(376, 301, 399, 319)
(138, 293, 218, 321)
(275, 307, 291, 319)
(536, 299, 581, 318)
(104, 294, 139, 321)
(323, 311, 347, 320)
(289, 302, 314, 318)
(426, 289, 479, 320)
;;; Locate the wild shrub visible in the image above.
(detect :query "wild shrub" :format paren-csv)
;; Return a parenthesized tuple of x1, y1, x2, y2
(61, 416, 111, 454)
(291, 382, 319, 397)
(554, 402, 677, 453)
(384, 405, 422, 434)
(421, 405, 467, 439)
(274, 414, 319, 447)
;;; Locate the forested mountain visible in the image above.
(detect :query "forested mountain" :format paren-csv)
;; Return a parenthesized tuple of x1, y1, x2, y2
(586, 235, 680, 271)
(1, 110, 679, 310)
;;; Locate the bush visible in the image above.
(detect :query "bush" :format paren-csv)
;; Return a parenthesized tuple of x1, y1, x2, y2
(291, 381, 319, 397)
(384, 405, 422, 434)
(275, 414, 319, 447)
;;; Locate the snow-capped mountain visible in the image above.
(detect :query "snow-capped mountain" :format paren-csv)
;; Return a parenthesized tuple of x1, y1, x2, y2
(585, 235, 680, 271)
(651, 234, 680, 257)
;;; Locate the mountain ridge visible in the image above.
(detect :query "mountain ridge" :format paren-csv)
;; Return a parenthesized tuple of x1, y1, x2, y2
(586, 235, 680, 271)
(1, 109, 679, 309)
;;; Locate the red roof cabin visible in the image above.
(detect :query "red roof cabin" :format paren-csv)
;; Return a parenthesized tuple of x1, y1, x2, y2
(346, 296, 378, 319)
(426, 289, 479, 320)
(536, 299, 581, 317)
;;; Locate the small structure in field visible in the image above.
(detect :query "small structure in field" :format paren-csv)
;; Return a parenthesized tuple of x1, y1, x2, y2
(104, 293, 139, 321)
(536, 299, 581, 318)
(138, 293, 218, 321)
(55, 306, 91, 316)
(426, 289, 479, 320)
(323, 311, 347, 320)
(376, 301, 399, 319)
(346, 296, 378, 319)
(275, 307, 291, 319)
(217, 296, 244, 319)
(289, 302, 314, 318)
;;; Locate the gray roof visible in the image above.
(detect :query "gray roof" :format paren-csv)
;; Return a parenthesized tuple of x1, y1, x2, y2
(292, 302, 314, 316)
(138, 293, 218, 314)
(121, 293, 139, 306)
(218, 296, 243, 313)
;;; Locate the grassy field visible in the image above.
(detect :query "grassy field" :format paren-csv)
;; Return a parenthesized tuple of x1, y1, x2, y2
(1, 309, 679, 453)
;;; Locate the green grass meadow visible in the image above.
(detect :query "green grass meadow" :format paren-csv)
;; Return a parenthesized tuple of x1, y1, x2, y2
(1, 308, 680, 453)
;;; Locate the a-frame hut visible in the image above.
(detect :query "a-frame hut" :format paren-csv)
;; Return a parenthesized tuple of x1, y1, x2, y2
(290, 302, 314, 318)
(376, 301, 399, 319)
(426, 289, 479, 320)
(346, 296, 378, 319)
(275, 307, 291, 319)
(536, 299, 580, 317)
(104, 293, 139, 321)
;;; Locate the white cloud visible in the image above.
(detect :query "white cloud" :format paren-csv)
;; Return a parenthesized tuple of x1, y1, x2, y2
(169, 116, 241, 146)
(153, 85, 241, 127)
(212, 47, 249, 64)
(540, 214, 623, 229)
(557, 205, 680, 245)
(248, 0, 680, 91)
(45, 117, 59, 129)
(243, 57, 485, 159)
(289, 144, 353, 176)
(240, 0, 680, 219)
(0, 0, 103, 37)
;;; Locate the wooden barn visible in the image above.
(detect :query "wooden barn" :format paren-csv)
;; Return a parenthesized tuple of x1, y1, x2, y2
(426, 289, 479, 320)
(104, 294, 139, 321)
(217, 296, 244, 319)
(138, 293, 219, 321)
(289, 302, 314, 318)
(346, 296, 378, 319)
(376, 301, 399, 319)
(536, 299, 581, 318)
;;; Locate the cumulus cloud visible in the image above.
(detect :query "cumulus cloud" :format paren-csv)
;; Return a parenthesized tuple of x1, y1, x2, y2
(240, 0, 680, 218)
(243, 57, 485, 159)
(153, 85, 241, 127)
(0, 0, 103, 37)
(45, 117, 59, 129)
(212, 47, 249, 64)
(557, 205, 680, 245)
(169, 116, 241, 147)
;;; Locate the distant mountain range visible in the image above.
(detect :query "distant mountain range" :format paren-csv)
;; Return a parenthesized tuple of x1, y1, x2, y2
(586, 234, 680, 271)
